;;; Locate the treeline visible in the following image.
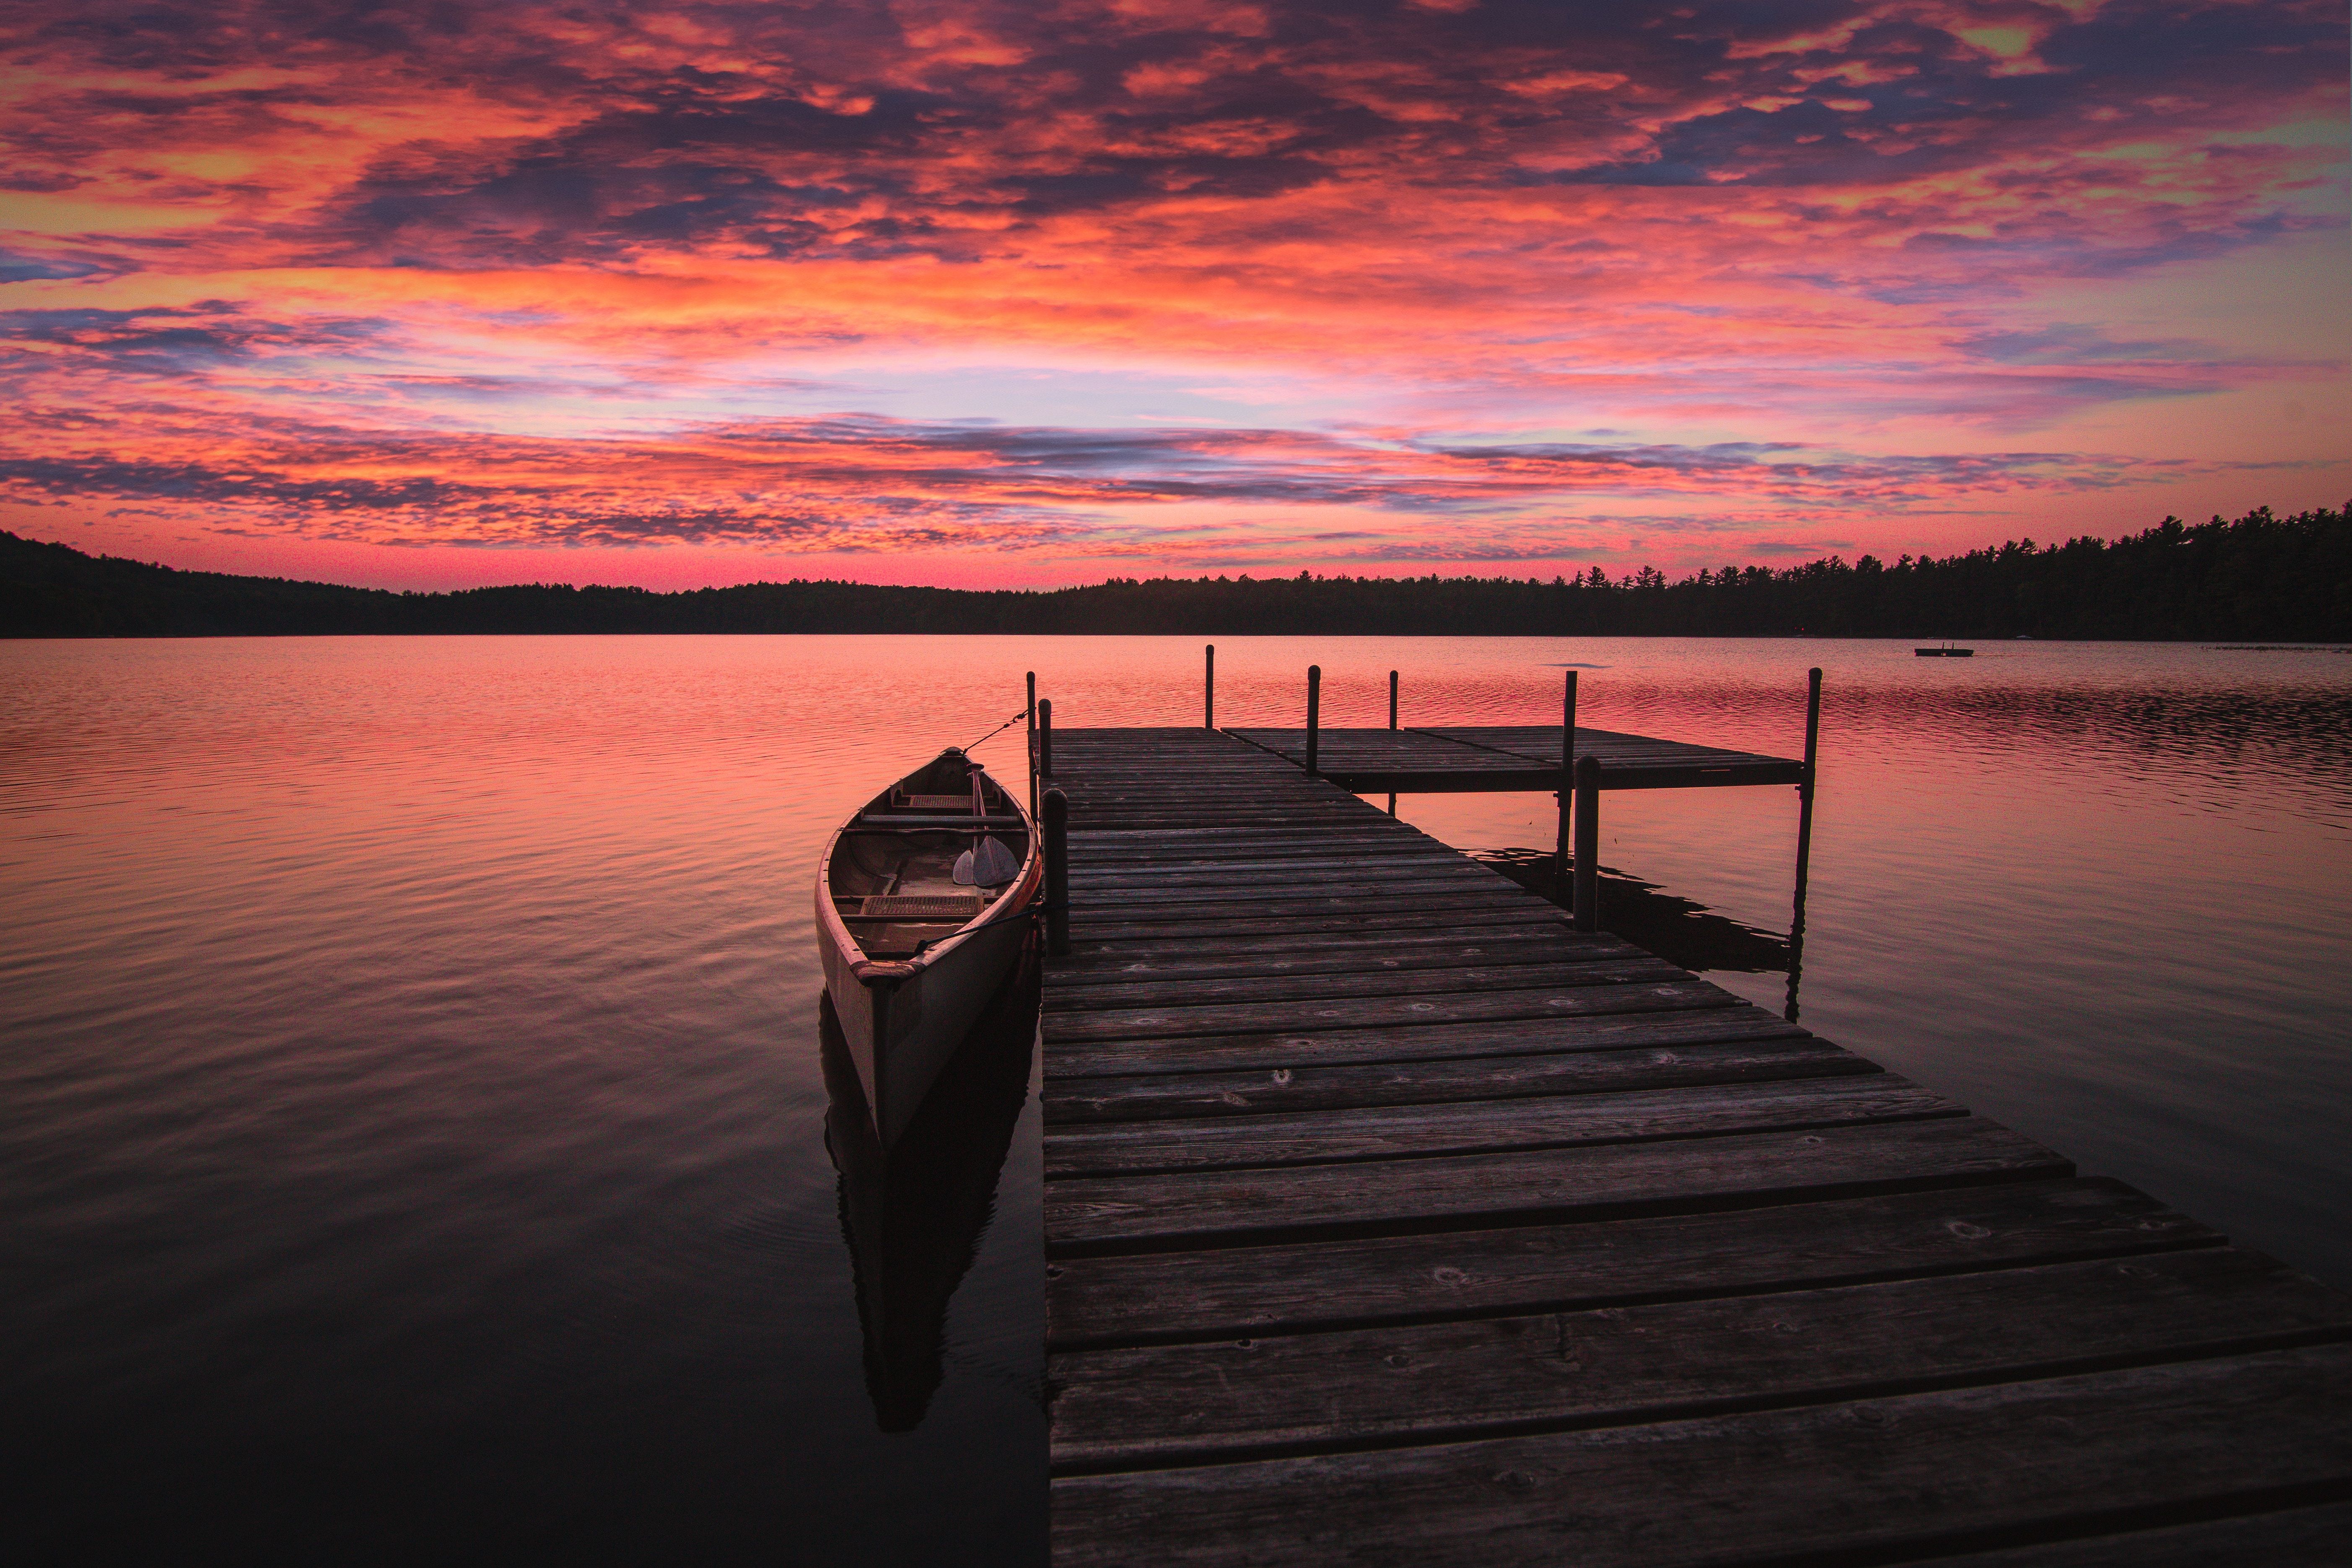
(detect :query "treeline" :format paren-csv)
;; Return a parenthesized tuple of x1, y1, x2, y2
(4, 504, 2346, 639)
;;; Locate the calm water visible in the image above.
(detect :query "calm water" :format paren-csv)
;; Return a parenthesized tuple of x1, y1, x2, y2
(5, 636, 2348, 1559)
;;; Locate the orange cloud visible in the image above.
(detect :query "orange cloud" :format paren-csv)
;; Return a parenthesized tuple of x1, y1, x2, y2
(0, 0, 2342, 585)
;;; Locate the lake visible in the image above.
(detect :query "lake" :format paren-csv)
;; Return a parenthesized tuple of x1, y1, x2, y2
(4, 635, 2346, 1561)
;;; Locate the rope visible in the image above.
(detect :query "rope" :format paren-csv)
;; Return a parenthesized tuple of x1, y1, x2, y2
(963, 705, 1031, 753)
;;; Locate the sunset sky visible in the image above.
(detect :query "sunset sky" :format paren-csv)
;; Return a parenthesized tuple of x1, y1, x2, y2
(1, 0, 2344, 589)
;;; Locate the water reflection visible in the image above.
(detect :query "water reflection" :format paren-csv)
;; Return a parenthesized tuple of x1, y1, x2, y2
(3, 634, 2345, 1553)
(822, 949, 1039, 1433)
(1473, 846, 1794, 981)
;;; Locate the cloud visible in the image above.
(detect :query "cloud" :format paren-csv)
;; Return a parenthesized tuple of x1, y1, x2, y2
(0, 0, 2343, 579)
(0, 400, 2295, 566)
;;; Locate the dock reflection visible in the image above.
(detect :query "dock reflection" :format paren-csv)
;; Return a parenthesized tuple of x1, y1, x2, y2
(820, 945, 1039, 1433)
(1473, 846, 1799, 1011)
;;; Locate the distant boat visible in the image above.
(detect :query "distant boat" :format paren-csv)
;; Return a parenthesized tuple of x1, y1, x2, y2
(1915, 643, 1975, 657)
(817, 747, 1042, 1146)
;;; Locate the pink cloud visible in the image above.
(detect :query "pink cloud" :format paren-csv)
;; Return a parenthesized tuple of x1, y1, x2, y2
(0, 0, 2342, 585)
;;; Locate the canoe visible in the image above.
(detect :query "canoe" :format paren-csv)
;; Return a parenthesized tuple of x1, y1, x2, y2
(817, 747, 1043, 1146)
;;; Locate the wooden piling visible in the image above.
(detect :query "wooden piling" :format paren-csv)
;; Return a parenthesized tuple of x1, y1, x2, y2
(1041, 786, 1069, 956)
(1387, 670, 1399, 815)
(1204, 644, 1215, 729)
(1555, 669, 1578, 896)
(1038, 698, 1053, 780)
(1573, 753, 1600, 931)
(1026, 670, 1038, 817)
(1305, 665, 1321, 778)
(1787, 666, 1822, 1021)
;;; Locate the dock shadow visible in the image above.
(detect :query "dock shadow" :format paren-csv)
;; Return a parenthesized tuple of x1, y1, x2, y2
(820, 941, 1040, 1433)
(1473, 847, 1791, 976)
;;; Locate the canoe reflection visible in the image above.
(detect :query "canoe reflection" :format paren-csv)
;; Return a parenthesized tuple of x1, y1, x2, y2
(820, 941, 1039, 1432)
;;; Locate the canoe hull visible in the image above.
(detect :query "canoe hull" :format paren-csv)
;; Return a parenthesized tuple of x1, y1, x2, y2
(820, 903, 1035, 1147)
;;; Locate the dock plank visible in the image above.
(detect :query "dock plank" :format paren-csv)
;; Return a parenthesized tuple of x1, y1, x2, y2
(1047, 1116, 2072, 1253)
(1042, 956, 1683, 1013)
(1047, 930, 1642, 985)
(1041, 965, 1703, 1044)
(1044, 1178, 2221, 1348)
(1050, 1247, 2352, 1468)
(1050, 1344, 2352, 1567)
(1921, 1501, 2352, 1567)
(1042, 1035, 1872, 1122)
(1045, 1002, 1799, 1078)
(1043, 1075, 1958, 1176)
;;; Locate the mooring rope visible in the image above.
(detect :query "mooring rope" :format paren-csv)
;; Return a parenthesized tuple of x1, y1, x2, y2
(962, 705, 1031, 753)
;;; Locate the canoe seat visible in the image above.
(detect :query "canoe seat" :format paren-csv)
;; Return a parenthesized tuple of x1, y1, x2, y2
(850, 894, 984, 920)
(893, 791, 975, 811)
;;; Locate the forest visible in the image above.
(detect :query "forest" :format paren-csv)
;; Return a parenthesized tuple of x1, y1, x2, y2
(4, 504, 2346, 640)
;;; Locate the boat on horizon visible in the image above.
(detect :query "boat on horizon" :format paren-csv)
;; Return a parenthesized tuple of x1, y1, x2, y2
(817, 747, 1042, 1146)
(1915, 642, 1976, 657)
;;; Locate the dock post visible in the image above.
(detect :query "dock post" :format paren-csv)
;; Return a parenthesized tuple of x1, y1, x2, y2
(1573, 754, 1601, 932)
(1205, 644, 1215, 729)
(1387, 669, 1398, 814)
(1787, 667, 1822, 1020)
(1026, 671, 1037, 818)
(1038, 698, 1053, 781)
(1042, 787, 1070, 956)
(1305, 665, 1321, 778)
(1555, 670, 1578, 897)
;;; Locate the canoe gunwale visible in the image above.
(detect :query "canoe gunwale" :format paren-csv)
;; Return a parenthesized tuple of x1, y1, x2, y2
(815, 749, 1045, 993)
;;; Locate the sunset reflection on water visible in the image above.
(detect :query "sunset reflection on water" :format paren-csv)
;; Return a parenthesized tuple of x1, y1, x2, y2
(4, 635, 2346, 1557)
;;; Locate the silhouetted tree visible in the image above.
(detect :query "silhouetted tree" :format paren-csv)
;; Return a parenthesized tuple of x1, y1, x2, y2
(5, 504, 2345, 640)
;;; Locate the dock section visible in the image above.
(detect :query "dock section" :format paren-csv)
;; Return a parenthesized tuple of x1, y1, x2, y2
(1038, 726, 2352, 1565)
(1227, 724, 1803, 791)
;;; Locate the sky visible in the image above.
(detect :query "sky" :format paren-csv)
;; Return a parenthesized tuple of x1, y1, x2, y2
(0, 0, 2344, 591)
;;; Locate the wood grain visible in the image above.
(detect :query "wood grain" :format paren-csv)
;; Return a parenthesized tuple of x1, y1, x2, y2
(1045, 1177, 2220, 1348)
(1050, 1345, 2352, 1568)
(1044, 1074, 1956, 1176)
(1046, 1116, 2072, 1252)
(1050, 1247, 2352, 1467)
(1042, 1036, 1869, 1122)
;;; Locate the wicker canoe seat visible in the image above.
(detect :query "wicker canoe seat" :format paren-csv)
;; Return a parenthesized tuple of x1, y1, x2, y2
(892, 791, 978, 811)
(840, 894, 985, 922)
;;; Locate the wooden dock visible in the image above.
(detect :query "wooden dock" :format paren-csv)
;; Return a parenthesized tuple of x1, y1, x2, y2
(1227, 724, 1804, 792)
(1037, 726, 2352, 1565)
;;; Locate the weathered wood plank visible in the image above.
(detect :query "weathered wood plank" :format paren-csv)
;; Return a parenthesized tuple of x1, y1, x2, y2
(1043, 958, 1681, 1014)
(1042, 1036, 1872, 1123)
(1067, 887, 1544, 927)
(1041, 963, 1696, 1043)
(1049, 1247, 2352, 1468)
(1044, 1178, 2219, 1348)
(1069, 868, 1515, 906)
(1921, 1502, 2352, 1567)
(1044, 997, 1782, 1076)
(1068, 855, 1502, 886)
(1048, 929, 1632, 983)
(1067, 905, 1571, 946)
(1047, 1116, 2071, 1253)
(1066, 851, 1474, 882)
(1048, 1344, 2352, 1568)
(1045, 1075, 1957, 1176)
(1064, 823, 1418, 846)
